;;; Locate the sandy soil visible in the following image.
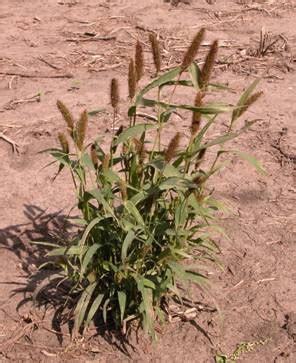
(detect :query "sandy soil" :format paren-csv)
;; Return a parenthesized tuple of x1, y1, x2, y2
(0, 0, 295, 361)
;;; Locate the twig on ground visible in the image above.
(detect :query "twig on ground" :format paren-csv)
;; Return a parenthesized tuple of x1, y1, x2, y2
(0, 124, 21, 128)
(266, 239, 282, 245)
(66, 35, 116, 42)
(271, 143, 296, 163)
(0, 71, 73, 79)
(0, 132, 20, 153)
(135, 25, 156, 34)
(8, 75, 16, 89)
(193, 14, 243, 28)
(136, 112, 158, 122)
(89, 63, 122, 72)
(108, 26, 131, 36)
(4, 93, 41, 110)
(257, 277, 276, 284)
(0, 322, 38, 352)
(271, 130, 296, 164)
(175, 40, 236, 49)
(12, 62, 27, 70)
(232, 280, 244, 289)
(244, 4, 278, 16)
(14, 342, 63, 353)
(38, 57, 61, 71)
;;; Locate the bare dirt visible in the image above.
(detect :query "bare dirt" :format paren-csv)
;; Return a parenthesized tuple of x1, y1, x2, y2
(0, 0, 295, 362)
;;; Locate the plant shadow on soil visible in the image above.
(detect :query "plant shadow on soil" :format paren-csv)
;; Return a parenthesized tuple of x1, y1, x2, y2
(0, 204, 145, 355)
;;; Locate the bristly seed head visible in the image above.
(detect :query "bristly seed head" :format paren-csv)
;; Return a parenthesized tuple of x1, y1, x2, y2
(57, 132, 69, 154)
(56, 100, 75, 135)
(195, 148, 206, 169)
(115, 125, 124, 137)
(102, 153, 110, 171)
(110, 78, 119, 111)
(119, 179, 127, 201)
(90, 144, 98, 168)
(128, 58, 136, 99)
(165, 132, 181, 162)
(192, 173, 205, 185)
(132, 138, 146, 162)
(237, 91, 263, 119)
(135, 40, 144, 82)
(76, 110, 88, 150)
(132, 138, 141, 151)
(200, 40, 218, 90)
(191, 92, 203, 136)
(149, 33, 161, 74)
(180, 28, 206, 72)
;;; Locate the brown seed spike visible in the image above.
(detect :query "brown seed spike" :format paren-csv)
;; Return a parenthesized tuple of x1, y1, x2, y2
(115, 125, 124, 136)
(76, 110, 88, 150)
(135, 40, 144, 82)
(192, 174, 203, 185)
(165, 132, 181, 162)
(58, 132, 69, 154)
(110, 78, 119, 110)
(119, 179, 127, 201)
(200, 40, 218, 91)
(180, 28, 205, 73)
(191, 92, 203, 136)
(102, 153, 110, 171)
(132, 138, 141, 151)
(128, 58, 136, 99)
(56, 100, 75, 134)
(195, 148, 206, 169)
(90, 144, 98, 168)
(133, 138, 146, 162)
(149, 33, 161, 74)
(237, 91, 263, 119)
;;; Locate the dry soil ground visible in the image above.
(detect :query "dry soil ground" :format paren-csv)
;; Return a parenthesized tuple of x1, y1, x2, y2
(0, 0, 296, 362)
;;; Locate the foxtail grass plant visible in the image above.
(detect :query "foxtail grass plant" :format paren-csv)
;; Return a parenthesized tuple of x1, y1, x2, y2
(36, 29, 264, 340)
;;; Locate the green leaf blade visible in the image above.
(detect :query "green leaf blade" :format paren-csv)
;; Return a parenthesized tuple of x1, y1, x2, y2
(118, 291, 127, 322)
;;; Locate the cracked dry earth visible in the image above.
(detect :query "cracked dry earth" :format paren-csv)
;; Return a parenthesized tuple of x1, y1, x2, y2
(0, 0, 295, 362)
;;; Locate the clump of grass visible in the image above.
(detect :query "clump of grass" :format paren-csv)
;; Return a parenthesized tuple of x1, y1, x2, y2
(36, 29, 264, 340)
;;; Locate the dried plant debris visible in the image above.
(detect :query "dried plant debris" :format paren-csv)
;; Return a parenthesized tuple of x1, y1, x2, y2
(255, 27, 288, 57)
(164, 0, 191, 6)
(216, 28, 292, 78)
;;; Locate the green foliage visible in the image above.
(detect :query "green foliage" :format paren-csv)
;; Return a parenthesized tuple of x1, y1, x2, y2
(35, 31, 264, 339)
